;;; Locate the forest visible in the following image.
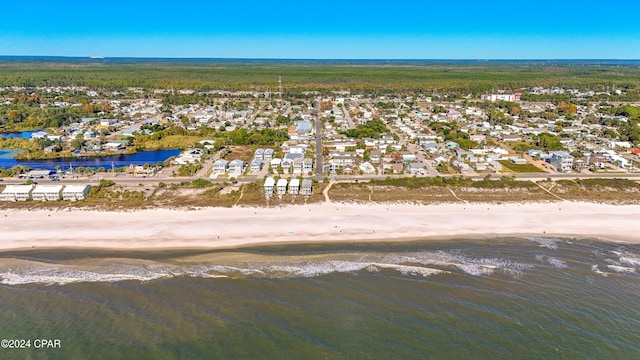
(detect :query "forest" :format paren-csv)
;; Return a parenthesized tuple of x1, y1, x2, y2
(1, 60, 640, 95)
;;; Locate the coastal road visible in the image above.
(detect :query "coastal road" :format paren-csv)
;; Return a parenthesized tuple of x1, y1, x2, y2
(314, 98, 324, 181)
(4, 170, 640, 187)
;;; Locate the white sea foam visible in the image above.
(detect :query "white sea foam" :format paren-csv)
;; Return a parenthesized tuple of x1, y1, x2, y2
(0, 249, 534, 285)
(381, 251, 532, 276)
(607, 265, 637, 274)
(592, 265, 609, 277)
(618, 254, 640, 267)
(372, 263, 446, 277)
(528, 237, 558, 249)
(546, 257, 567, 268)
(0, 267, 170, 286)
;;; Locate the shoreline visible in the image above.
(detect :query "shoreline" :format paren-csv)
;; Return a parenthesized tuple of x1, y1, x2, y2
(1, 201, 638, 251)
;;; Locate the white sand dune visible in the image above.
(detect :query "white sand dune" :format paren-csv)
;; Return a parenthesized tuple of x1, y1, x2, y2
(0, 201, 637, 250)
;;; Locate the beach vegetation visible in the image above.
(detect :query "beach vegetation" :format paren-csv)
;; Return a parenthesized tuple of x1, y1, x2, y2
(177, 163, 202, 177)
(192, 179, 213, 188)
(498, 160, 545, 173)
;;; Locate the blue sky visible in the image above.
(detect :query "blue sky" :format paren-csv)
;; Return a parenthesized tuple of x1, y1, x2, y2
(1, 0, 638, 59)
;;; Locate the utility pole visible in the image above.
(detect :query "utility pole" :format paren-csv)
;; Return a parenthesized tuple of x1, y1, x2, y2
(278, 76, 283, 100)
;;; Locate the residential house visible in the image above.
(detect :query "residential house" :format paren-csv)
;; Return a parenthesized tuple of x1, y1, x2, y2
(295, 120, 312, 134)
(359, 161, 376, 174)
(62, 185, 91, 201)
(31, 131, 49, 140)
(281, 158, 293, 173)
(402, 153, 417, 162)
(213, 159, 229, 174)
(263, 149, 274, 161)
(104, 142, 126, 151)
(276, 178, 288, 195)
(489, 161, 503, 171)
(292, 158, 304, 174)
(27, 170, 53, 179)
(264, 177, 276, 195)
(550, 151, 574, 172)
(32, 185, 63, 201)
(0, 185, 34, 202)
(301, 179, 313, 196)
(270, 158, 282, 171)
(303, 158, 313, 173)
(587, 154, 606, 170)
(83, 130, 96, 140)
(250, 158, 264, 173)
(369, 150, 382, 164)
(390, 163, 404, 174)
(288, 178, 300, 195)
(254, 148, 265, 160)
(407, 162, 428, 175)
(610, 155, 630, 169)
(421, 141, 439, 153)
(228, 159, 245, 174)
(474, 163, 488, 171)
(573, 158, 587, 171)
(126, 165, 157, 177)
(502, 134, 522, 142)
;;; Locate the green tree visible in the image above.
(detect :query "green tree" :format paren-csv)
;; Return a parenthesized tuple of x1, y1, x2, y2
(71, 134, 85, 150)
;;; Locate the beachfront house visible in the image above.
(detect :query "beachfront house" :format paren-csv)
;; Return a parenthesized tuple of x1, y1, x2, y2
(288, 178, 300, 195)
(276, 178, 288, 195)
(249, 158, 264, 173)
(62, 185, 92, 201)
(264, 177, 275, 196)
(32, 185, 64, 201)
(228, 159, 245, 174)
(550, 151, 574, 172)
(359, 161, 376, 174)
(407, 162, 428, 175)
(0, 185, 34, 202)
(301, 179, 313, 196)
(213, 159, 229, 174)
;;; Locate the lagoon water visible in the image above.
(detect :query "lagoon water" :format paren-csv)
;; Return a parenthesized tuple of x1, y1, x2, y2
(0, 149, 181, 170)
(0, 130, 41, 139)
(0, 237, 639, 359)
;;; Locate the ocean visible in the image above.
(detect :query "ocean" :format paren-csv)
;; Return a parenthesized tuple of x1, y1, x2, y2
(0, 237, 638, 359)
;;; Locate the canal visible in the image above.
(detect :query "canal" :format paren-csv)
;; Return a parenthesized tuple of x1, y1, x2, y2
(0, 149, 181, 170)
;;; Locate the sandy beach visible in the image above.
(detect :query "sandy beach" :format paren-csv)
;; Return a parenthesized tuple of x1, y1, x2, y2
(0, 201, 638, 250)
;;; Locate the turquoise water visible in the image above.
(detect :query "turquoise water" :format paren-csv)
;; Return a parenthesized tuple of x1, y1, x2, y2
(0, 237, 639, 359)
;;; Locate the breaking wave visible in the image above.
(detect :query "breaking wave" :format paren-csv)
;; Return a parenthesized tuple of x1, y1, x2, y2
(0, 250, 533, 286)
(607, 265, 636, 274)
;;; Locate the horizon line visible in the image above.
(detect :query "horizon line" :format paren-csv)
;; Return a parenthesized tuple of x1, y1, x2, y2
(1, 55, 640, 62)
